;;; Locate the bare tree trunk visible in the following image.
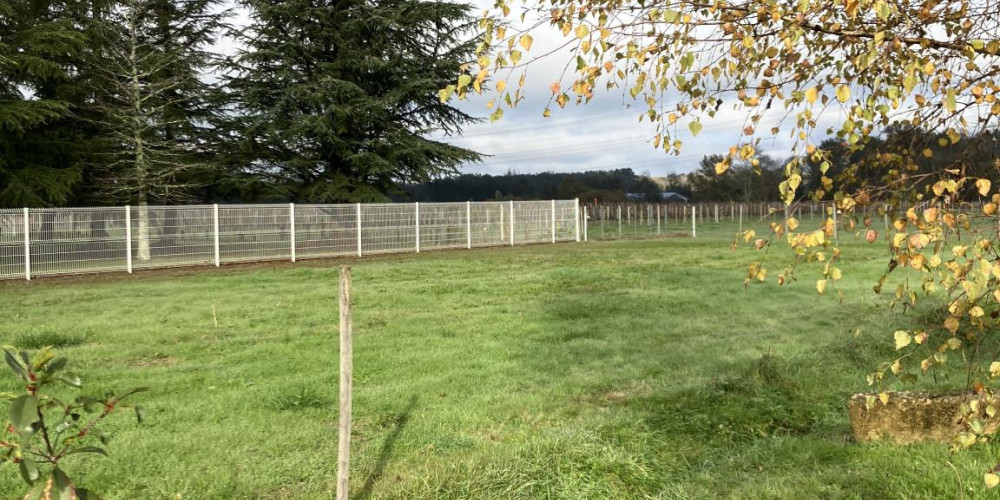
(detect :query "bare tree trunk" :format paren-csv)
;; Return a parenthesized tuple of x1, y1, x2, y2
(130, 11, 152, 263)
(137, 202, 151, 261)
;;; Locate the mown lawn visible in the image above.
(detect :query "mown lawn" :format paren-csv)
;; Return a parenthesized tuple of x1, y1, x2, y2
(1, 219, 997, 499)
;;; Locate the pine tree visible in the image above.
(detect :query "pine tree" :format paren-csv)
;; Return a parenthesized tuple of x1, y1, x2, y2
(229, 0, 482, 202)
(86, 0, 227, 259)
(0, 0, 92, 206)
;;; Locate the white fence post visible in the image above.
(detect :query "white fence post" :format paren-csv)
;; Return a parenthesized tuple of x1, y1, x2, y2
(415, 202, 420, 253)
(509, 200, 515, 246)
(583, 206, 589, 242)
(691, 205, 696, 238)
(213, 204, 220, 267)
(551, 199, 556, 243)
(574, 198, 580, 242)
(739, 204, 744, 233)
(289, 203, 296, 262)
(356, 203, 362, 257)
(656, 205, 661, 235)
(23, 207, 30, 281)
(467, 201, 472, 249)
(125, 205, 133, 273)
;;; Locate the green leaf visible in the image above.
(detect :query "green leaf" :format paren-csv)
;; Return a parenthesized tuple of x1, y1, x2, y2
(688, 121, 703, 137)
(66, 446, 108, 457)
(875, 0, 890, 20)
(74, 396, 101, 412)
(457, 74, 472, 89)
(22, 480, 48, 500)
(19, 457, 39, 485)
(57, 374, 82, 388)
(4, 348, 25, 379)
(135, 405, 146, 424)
(115, 387, 151, 401)
(46, 357, 68, 374)
(10, 395, 39, 432)
(52, 468, 76, 500)
(76, 488, 101, 500)
(944, 90, 957, 112)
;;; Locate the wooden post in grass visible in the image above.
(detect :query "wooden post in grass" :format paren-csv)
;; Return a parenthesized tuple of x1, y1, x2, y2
(337, 266, 353, 500)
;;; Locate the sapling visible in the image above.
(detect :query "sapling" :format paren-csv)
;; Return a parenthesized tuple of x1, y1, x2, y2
(1, 345, 148, 499)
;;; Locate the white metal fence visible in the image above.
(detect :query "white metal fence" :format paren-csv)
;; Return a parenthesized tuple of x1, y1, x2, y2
(0, 200, 581, 280)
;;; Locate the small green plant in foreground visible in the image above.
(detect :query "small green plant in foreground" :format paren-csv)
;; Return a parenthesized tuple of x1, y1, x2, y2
(1, 346, 148, 499)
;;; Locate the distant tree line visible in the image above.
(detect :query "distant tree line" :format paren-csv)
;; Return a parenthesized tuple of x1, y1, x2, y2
(688, 127, 1000, 202)
(401, 168, 691, 202)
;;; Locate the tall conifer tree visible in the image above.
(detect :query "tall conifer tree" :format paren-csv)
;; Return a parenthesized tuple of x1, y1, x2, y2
(0, 0, 94, 206)
(229, 0, 482, 202)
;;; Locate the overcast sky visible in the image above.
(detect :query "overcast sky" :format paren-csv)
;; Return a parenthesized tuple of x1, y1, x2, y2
(218, 1, 846, 178)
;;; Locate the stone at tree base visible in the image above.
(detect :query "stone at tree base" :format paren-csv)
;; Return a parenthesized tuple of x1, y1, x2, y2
(848, 391, 1000, 444)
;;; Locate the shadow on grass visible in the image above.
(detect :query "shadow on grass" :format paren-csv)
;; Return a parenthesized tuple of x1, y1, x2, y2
(354, 395, 418, 500)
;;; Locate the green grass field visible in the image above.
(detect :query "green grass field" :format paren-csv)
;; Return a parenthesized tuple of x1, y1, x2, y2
(1, 219, 998, 499)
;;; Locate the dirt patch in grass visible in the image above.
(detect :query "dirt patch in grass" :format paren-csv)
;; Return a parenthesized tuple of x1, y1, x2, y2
(127, 352, 180, 368)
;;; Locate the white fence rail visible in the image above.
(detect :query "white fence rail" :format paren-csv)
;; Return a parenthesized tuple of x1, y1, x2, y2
(0, 200, 581, 280)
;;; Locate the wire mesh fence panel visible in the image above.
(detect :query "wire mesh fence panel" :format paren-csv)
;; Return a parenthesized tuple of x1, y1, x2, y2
(29, 207, 127, 276)
(420, 203, 467, 250)
(1, 200, 581, 280)
(513, 201, 552, 244)
(295, 205, 358, 258)
(0, 209, 26, 279)
(219, 205, 291, 263)
(469, 202, 508, 247)
(555, 200, 577, 241)
(361, 204, 416, 255)
(130, 205, 214, 269)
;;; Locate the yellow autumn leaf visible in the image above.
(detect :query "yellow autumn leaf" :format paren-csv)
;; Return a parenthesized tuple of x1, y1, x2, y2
(575, 25, 590, 39)
(986, 473, 1000, 489)
(923, 207, 938, 223)
(805, 87, 818, 104)
(892, 232, 906, 248)
(944, 316, 960, 333)
(977, 178, 991, 196)
(519, 34, 533, 51)
(836, 85, 851, 103)
(909, 233, 930, 250)
(890, 360, 902, 375)
(816, 279, 827, 294)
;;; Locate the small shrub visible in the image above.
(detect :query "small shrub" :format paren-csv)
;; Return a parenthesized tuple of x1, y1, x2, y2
(266, 385, 329, 411)
(0, 345, 148, 498)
